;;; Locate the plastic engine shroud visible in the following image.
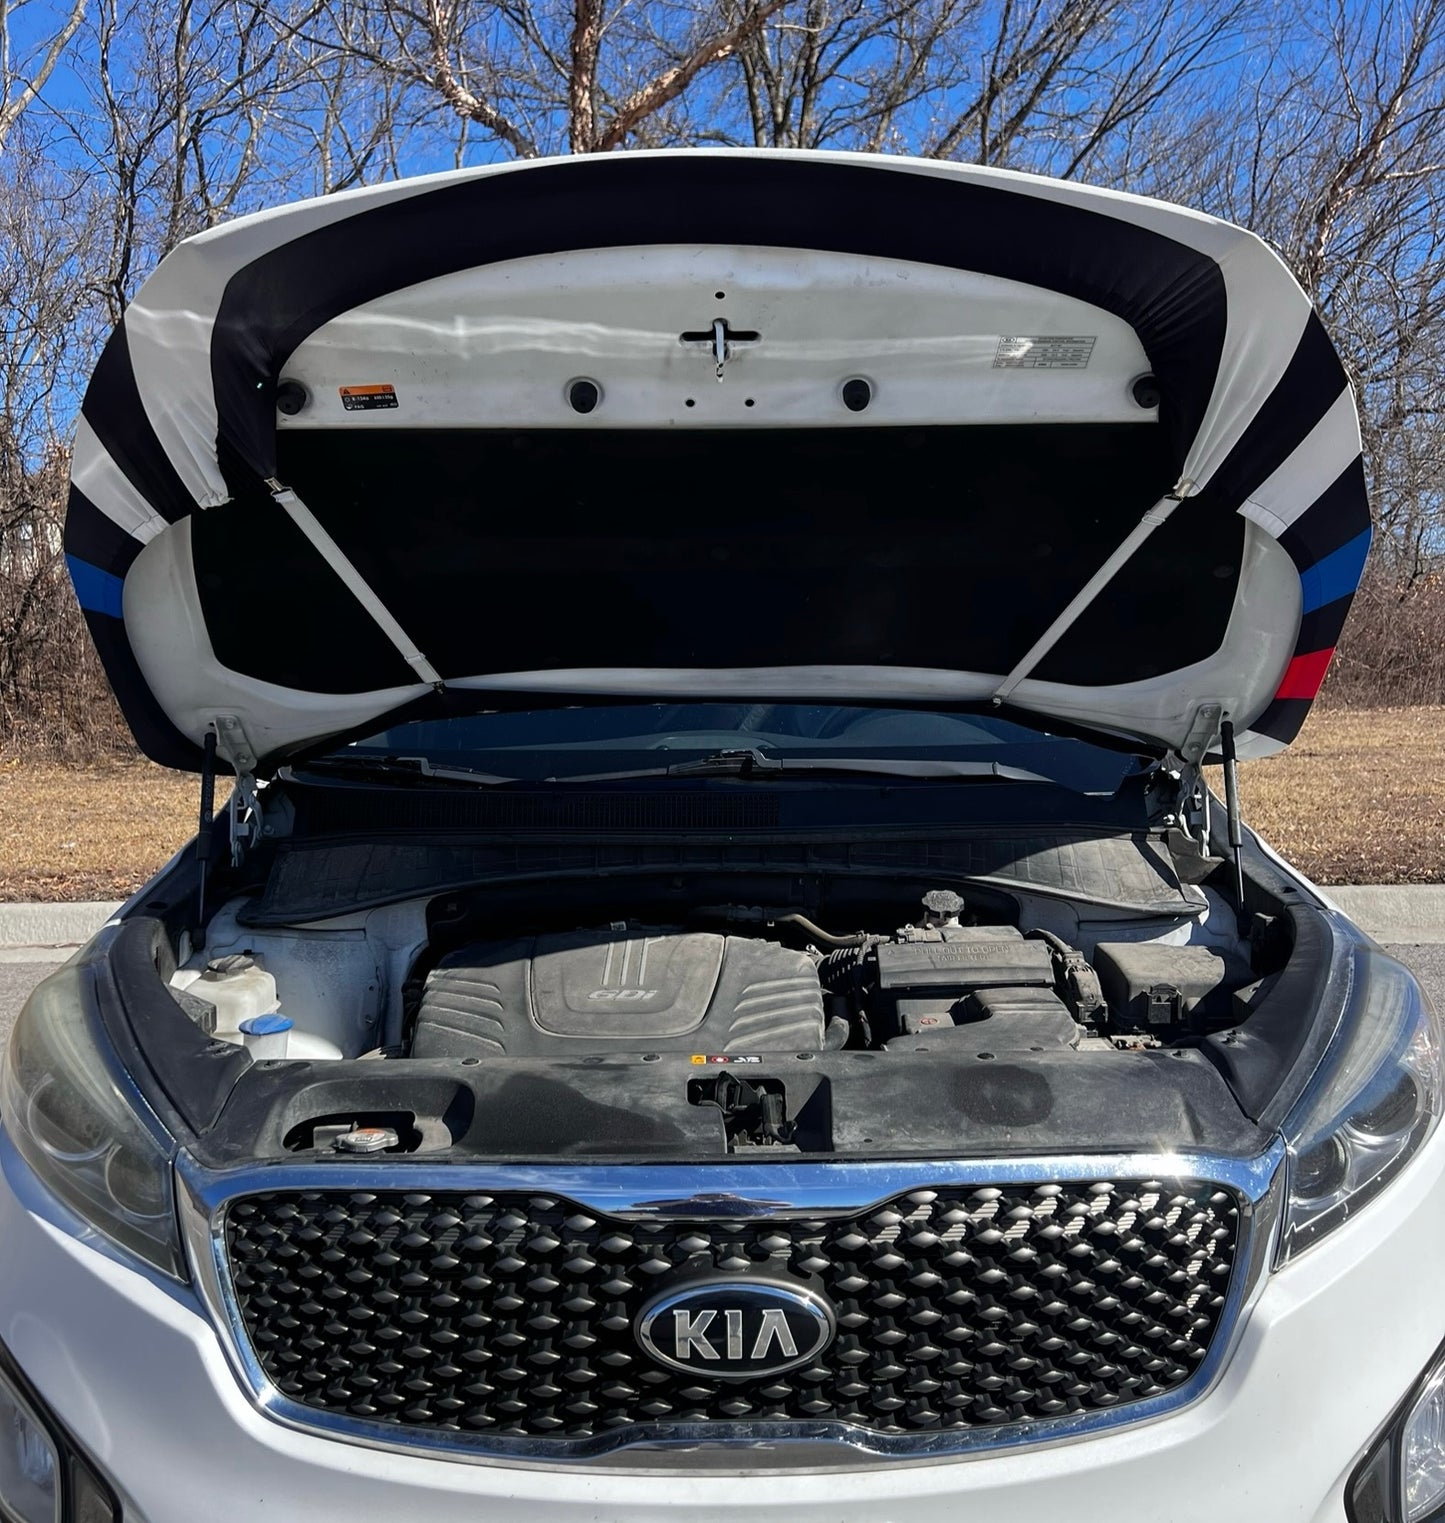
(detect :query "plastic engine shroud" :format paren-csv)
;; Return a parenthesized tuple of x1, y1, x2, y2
(411, 930, 827, 1059)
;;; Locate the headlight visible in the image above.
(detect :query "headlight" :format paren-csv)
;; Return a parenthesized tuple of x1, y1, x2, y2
(1348, 1338, 1445, 1523)
(0, 1342, 121, 1523)
(1279, 943, 1442, 1263)
(0, 1359, 58, 1523)
(1403, 1357, 1445, 1521)
(0, 963, 182, 1279)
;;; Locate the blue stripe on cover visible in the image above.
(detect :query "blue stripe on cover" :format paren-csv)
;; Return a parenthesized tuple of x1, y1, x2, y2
(65, 555, 125, 617)
(1299, 528, 1370, 614)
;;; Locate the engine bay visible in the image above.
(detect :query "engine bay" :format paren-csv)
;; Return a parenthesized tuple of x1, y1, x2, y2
(159, 874, 1295, 1164)
(403, 893, 1262, 1067)
(173, 888, 1272, 1060)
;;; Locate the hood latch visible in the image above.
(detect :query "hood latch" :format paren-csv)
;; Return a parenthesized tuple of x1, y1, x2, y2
(681, 318, 760, 380)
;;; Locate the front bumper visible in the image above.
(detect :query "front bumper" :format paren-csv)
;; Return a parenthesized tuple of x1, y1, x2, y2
(3, 1126, 1444, 1523)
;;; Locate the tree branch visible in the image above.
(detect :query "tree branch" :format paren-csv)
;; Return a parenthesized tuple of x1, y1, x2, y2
(424, 0, 537, 156)
(0, 0, 88, 149)
(596, 0, 790, 151)
(568, 0, 599, 151)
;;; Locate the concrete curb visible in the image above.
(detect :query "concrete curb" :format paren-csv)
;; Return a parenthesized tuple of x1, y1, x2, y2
(1318, 886, 1445, 946)
(0, 888, 1443, 951)
(0, 902, 123, 951)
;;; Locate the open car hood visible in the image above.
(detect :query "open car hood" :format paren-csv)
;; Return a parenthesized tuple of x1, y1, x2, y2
(66, 150, 1370, 774)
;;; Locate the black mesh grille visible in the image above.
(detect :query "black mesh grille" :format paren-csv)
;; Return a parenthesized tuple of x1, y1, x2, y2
(225, 1181, 1240, 1439)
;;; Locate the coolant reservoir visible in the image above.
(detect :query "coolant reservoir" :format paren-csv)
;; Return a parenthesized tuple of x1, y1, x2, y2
(193, 954, 279, 1041)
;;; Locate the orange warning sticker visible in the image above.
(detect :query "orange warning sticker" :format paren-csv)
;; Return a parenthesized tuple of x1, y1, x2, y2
(340, 383, 398, 412)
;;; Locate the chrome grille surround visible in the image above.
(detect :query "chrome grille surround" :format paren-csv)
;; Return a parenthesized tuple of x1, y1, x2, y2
(177, 1147, 1283, 1469)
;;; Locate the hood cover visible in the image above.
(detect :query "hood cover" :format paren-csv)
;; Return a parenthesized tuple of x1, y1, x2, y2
(66, 150, 1370, 773)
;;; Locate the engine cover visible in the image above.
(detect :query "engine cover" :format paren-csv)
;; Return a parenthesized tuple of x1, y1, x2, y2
(411, 929, 826, 1059)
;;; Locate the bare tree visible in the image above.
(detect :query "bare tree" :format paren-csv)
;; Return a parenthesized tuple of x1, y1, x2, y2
(0, 140, 126, 751)
(716, 0, 982, 152)
(296, 0, 796, 158)
(0, 0, 86, 149)
(6, 0, 1445, 753)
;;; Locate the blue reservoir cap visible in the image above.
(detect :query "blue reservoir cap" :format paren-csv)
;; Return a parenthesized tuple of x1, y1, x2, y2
(239, 1013, 294, 1035)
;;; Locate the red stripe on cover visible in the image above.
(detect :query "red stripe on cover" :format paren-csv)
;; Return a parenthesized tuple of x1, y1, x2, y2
(1274, 647, 1335, 700)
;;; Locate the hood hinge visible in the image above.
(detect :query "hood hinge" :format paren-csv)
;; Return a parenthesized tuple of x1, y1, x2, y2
(228, 773, 264, 868)
(1175, 701, 1222, 779)
(213, 713, 257, 776)
(213, 714, 262, 866)
(1164, 701, 1222, 862)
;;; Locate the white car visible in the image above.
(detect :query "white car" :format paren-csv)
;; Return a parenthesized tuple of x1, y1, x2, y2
(4, 150, 1440, 1523)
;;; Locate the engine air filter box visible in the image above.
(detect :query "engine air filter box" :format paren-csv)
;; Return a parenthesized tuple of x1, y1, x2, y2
(875, 930, 1054, 996)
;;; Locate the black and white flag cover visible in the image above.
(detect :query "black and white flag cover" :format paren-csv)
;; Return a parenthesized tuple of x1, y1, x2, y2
(65, 151, 1370, 772)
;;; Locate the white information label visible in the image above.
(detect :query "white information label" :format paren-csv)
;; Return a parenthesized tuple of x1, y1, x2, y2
(993, 335, 1097, 370)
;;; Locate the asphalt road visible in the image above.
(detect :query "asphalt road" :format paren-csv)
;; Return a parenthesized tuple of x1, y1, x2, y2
(0, 958, 57, 1046)
(2, 944, 1444, 1053)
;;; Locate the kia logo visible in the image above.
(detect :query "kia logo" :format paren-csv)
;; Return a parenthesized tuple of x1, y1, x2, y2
(635, 1280, 836, 1379)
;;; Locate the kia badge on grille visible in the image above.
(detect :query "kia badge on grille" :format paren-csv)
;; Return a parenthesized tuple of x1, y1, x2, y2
(636, 1280, 836, 1379)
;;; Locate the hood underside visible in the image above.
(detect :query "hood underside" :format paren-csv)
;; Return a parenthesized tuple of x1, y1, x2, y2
(65, 150, 1371, 772)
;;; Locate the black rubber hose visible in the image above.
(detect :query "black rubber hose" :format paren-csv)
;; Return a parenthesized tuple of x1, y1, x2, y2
(1025, 927, 1075, 958)
(694, 904, 871, 947)
(774, 913, 870, 947)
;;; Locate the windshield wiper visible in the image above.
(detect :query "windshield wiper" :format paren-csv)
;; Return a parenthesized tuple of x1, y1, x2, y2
(287, 754, 519, 786)
(673, 751, 1053, 782)
(291, 749, 1062, 789)
(669, 747, 782, 776)
(555, 749, 1056, 785)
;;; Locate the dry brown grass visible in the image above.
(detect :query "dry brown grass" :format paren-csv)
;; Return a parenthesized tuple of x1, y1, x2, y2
(1219, 705, 1445, 885)
(0, 706, 1441, 899)
(0, 757, 229, 901)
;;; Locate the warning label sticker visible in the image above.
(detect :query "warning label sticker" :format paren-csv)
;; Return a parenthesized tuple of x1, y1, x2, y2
(690, 1054, 763, 1065)
(993, 335, 1096, 370)
(340, 383, 398, 411)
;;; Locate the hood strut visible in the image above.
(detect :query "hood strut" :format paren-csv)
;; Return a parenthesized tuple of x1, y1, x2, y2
(264, 479, 444, 689)
(1220, 719, 1247, 924)
(194, 727, 218, 932)
(993, 481, 1193, 702)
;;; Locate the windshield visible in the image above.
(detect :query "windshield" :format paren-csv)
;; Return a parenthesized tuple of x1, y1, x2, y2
(321, 704, 1148, 793)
